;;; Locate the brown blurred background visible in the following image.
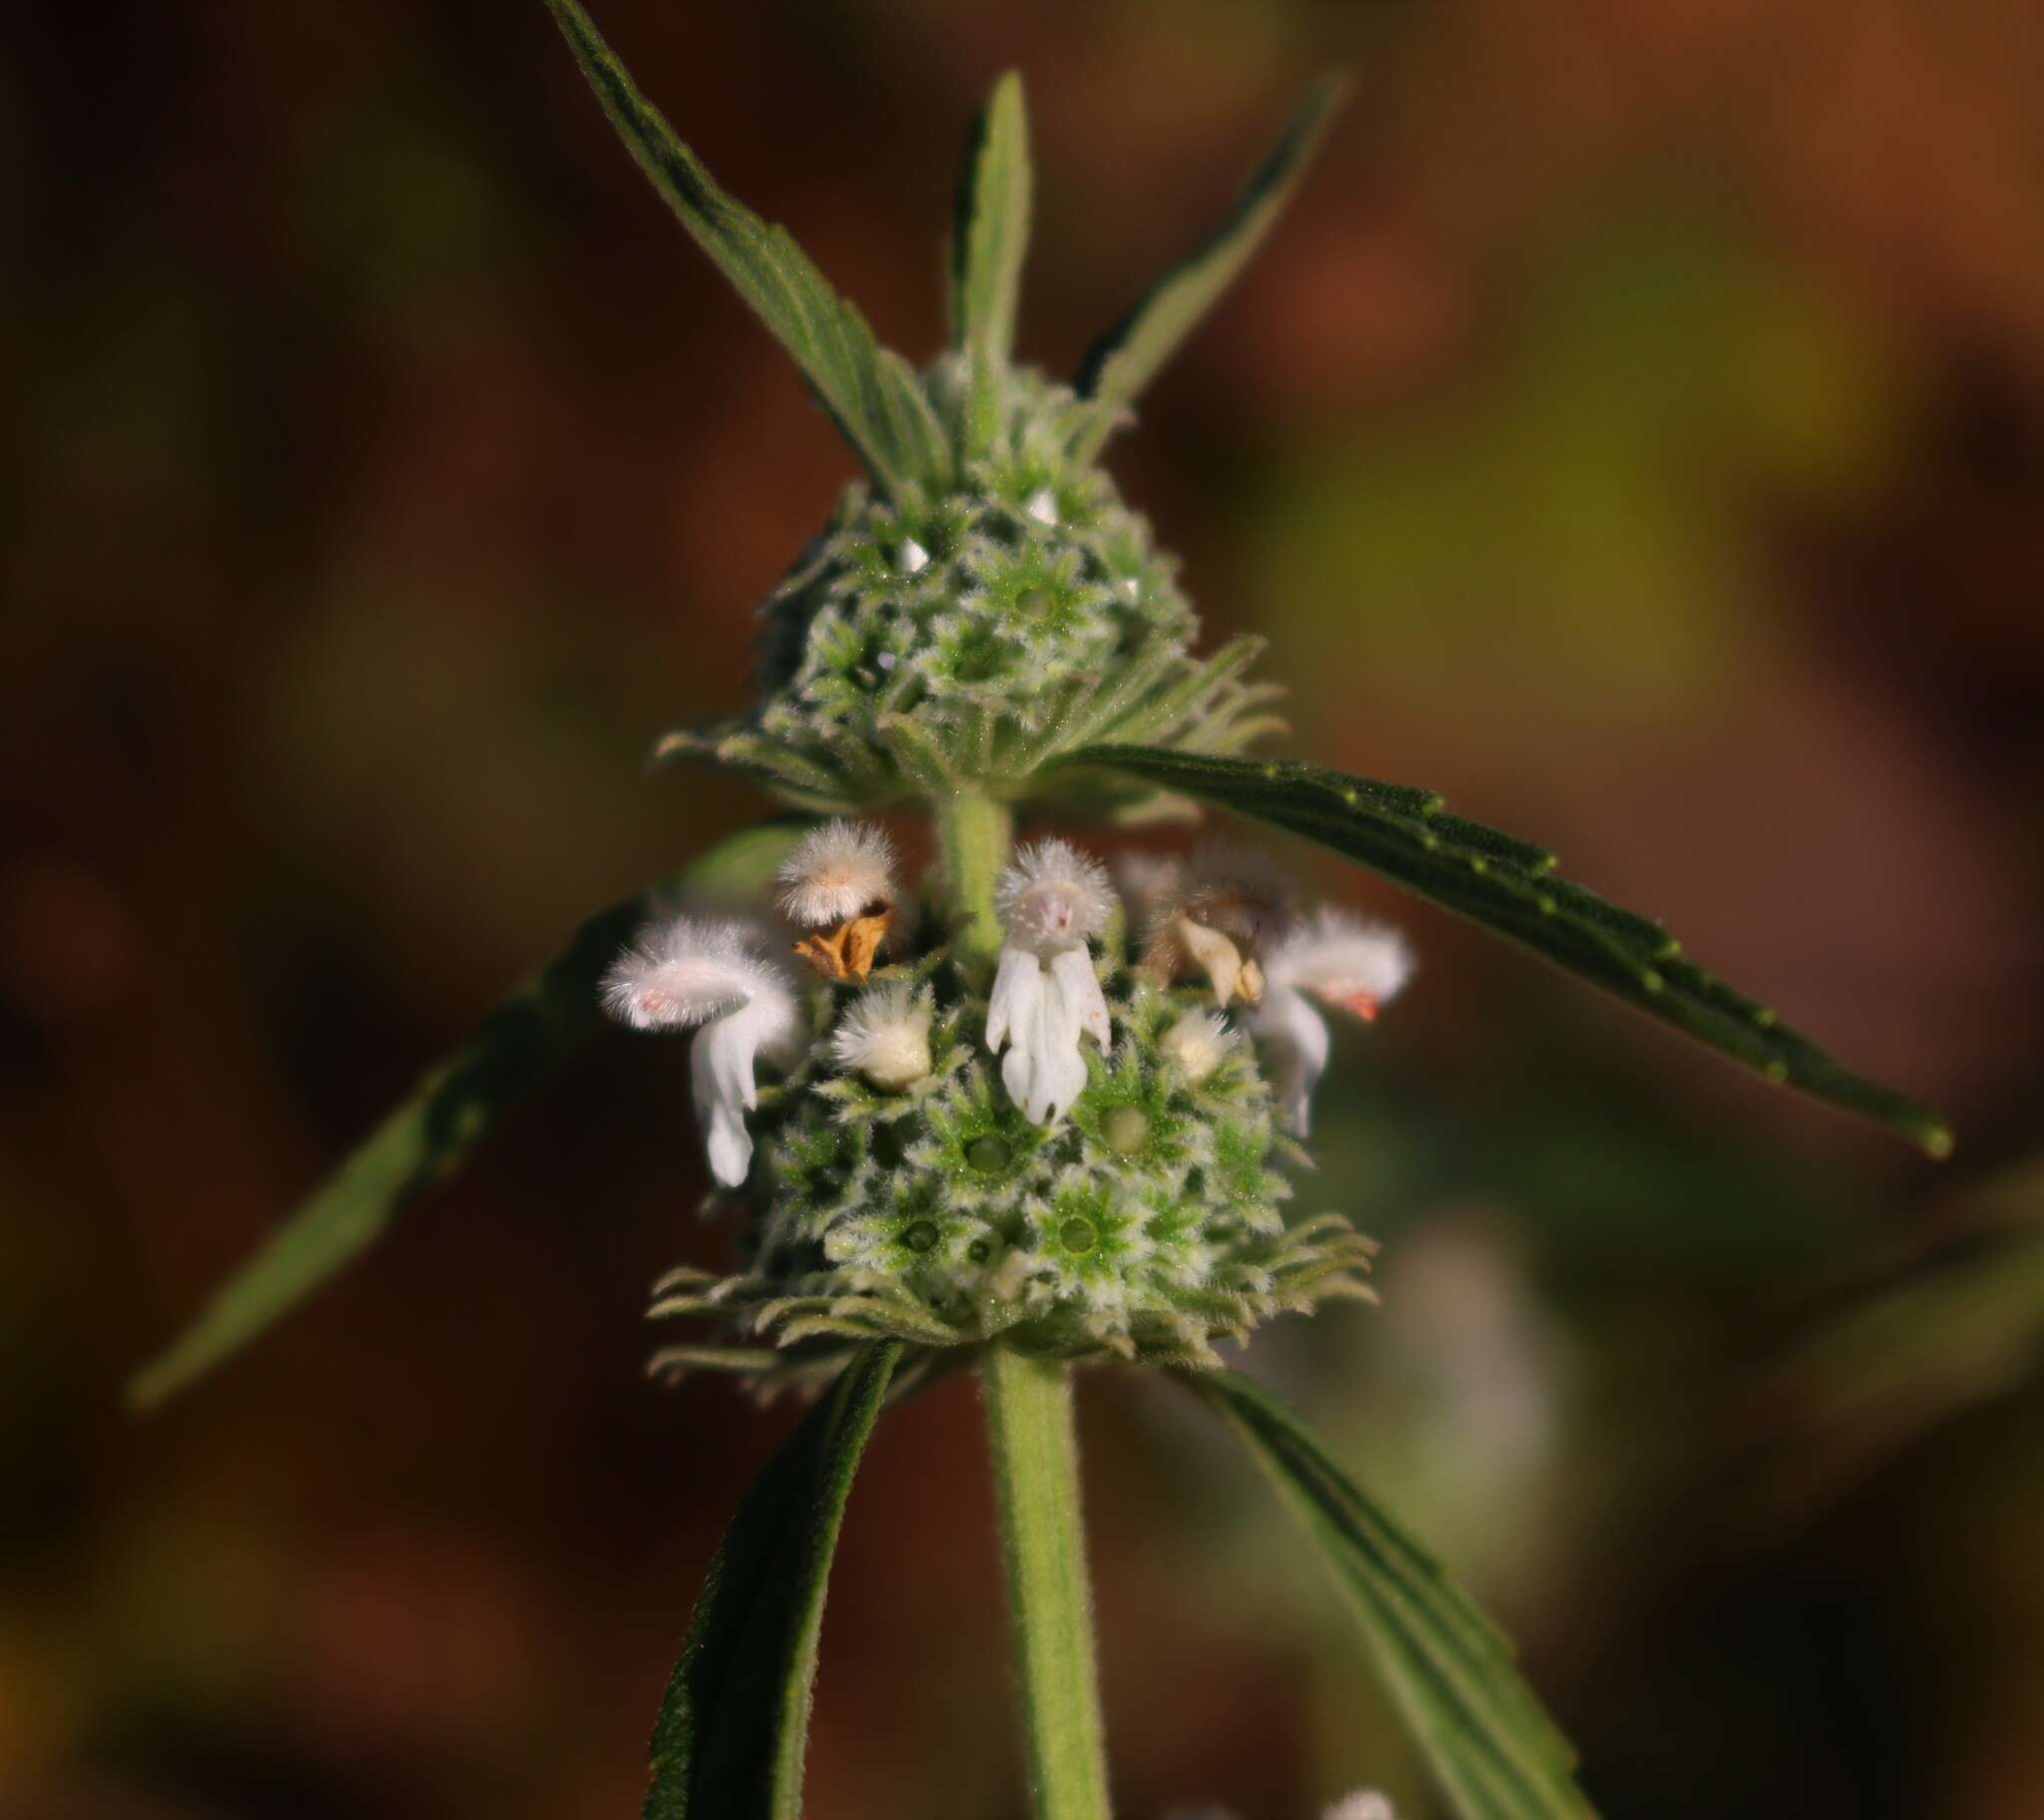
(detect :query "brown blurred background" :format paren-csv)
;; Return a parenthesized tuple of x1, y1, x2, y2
(4, 3, 2044, 1817)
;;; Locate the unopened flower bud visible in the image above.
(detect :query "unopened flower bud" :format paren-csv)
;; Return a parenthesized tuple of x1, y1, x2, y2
(830, 984, 934, 1093)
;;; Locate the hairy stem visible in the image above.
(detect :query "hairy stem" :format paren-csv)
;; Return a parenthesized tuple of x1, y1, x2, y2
(932, 785, 1014, 973)
(980, 1346, 1113, 1820)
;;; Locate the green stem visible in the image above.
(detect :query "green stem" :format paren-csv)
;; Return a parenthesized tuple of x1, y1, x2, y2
(932, 785, 1013, 972)
(980, 1346, 1113, 1820)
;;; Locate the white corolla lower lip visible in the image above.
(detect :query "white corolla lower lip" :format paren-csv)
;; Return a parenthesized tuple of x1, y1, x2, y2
(986, 940, 1111, 1125)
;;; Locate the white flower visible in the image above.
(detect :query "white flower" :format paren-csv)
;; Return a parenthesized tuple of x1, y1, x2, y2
(1249, 909, 1413, 1136)
(1159, 1009, 1234, 1085)
(1023, 485, 1058, 526)
(986, 839, 1116, 1124)
(775, 819, 896, 927)
(898, 536, 930, 575)
(830, 984, 933, 1093)
(602, 918, 801, 1187)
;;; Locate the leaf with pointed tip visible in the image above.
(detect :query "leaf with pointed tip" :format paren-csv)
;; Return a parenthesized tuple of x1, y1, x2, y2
(949, 71, 1032, 365)
(1183, 1367, 1600, 1820)
(544, 0, 950, 495)
(1070, 76, 1347, 459)
(645, 1342, 899, 1820)
(126, 822, 812, 1411)
(1076, 744, 1950, 1154)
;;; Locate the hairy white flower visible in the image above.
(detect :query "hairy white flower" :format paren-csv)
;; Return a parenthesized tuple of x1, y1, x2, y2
(1159, 1009, 1234, 1085)
(986, 839, 1115, 1123)
(602, 918, 801, 1187)
(1250, 909, 1413, 1136)
(996, 838, 1116, 958)
(775, 819, 897, 927)
(898, 536, 930, 575)
(1264, 909, 1414, 1014)
(830, 983, 933, 1093)
(1023, 485, 1058, 526)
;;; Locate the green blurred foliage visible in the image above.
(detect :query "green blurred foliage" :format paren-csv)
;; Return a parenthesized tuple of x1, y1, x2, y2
(3, 2, 2042, 1818)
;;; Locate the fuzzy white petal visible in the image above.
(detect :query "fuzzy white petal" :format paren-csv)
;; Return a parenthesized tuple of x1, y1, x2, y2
(995, 837, 1115, 957)
(985, 944, 1038, 1056)
(1324, 1794, 1395, 1820)
(1264, 909, 1413, 1018)
(775, 819, 897, 927)
(602, 917, 783, 1030)
(1049, 944, 1111, 1049)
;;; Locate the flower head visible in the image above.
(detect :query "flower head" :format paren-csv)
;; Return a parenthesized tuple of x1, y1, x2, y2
(1251, 909, 1413, 1135)
(602, 917, 801, 1187)
(776, 819, 897, 927)
(995, 837, 1115, 958)
(830, 983, 934, 1093)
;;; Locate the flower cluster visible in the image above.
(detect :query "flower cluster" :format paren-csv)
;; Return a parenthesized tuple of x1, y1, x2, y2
(602, 821, 1410, 1385)
(664, 362, 1283, 814)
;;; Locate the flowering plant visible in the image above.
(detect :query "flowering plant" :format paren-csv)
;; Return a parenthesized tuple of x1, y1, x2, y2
(130, 7, 1948, 1817)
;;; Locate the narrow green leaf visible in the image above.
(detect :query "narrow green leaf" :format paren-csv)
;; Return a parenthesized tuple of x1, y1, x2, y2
(1070, 76, 1347, 458)
(1076, 744, 1950, 1155)
(645, 1341, 899, 1820)
(543, 0, 950, 494)
(949, 71, 1032, 363)
(1182, 1367, 1599, 1820)
(126, 823, 811, 1410)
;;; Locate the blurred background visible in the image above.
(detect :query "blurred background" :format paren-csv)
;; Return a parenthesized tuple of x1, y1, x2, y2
(4, 2, 2043, 1816)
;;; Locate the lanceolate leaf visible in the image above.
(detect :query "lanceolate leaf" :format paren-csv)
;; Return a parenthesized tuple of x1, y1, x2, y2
(1077, 744, 1950, 1155)
(543, 0, 950, 495)
(1070, 76, 1347, 459)
(1183, 1368, 1599, 1820)
(645, 1342, 900, 1820)
(949, 71, 1032, 364)
(127, 822, 812, 1410)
